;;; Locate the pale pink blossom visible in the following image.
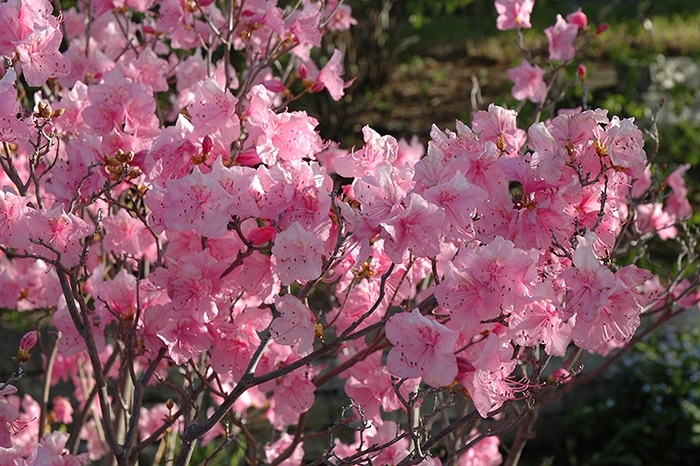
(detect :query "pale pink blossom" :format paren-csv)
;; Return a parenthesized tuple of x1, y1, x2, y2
(545, 14, 578, 61)
(472, 104, 527, 154)
(188, 77, 241, 147)
(601, 116, 647, 179)
(335, 126, 399, 178)
(161, 165, 233, 239)
(386, 308, 459, 387)
(381, 193, 443, 263)
(0, 384, 20, 448)
(343, 351, 419, 425)
(264, 433, 304, 466)
(270, 294, 317, 354)
(636, 203, 677, 240)
(271, 221, 325, 285)
(313, 49, 353, 101)
(495, 0, 535, 30)
(272, 367, 316, 414)
(459, 429, 503, 466)
(436, 236, 538, 332)
(508, 60, 547, 103)
(325, 0, 358, 31)
(666, 163, 692, 219)
(51, 396, 73, 424)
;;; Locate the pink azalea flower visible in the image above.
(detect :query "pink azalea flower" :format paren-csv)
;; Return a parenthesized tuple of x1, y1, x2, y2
(436, 236, 538, 332)
(149, 249, 225, 323)
(544, 14, 578, 61)
(472, 104, 527, 154)
(161, 165, 232, 239)
(509, 298, 573, 357)
(385, 308, 459, 387)
(423, 171, 487, 239)
(351, 165, 406, 234)
(264, 433, 304, 466)
(0, 189, 32, 249)
(188, 77, 241, 147)
(254, 110, 324, 167)
(156, 312, 212, 365)
(495, 0, 535, 30)
(458, 331, 517, 416)
(666, 163, 692, 219)
(102, 208, 154, 258)
(324, 0, 358, 31)
(30, 207, 93, 268)
(51, 396, 73, 424)
(563, 237, 651, 354)
(508, 60, 547, 103)
(636, 203, 677, 240)
(117, 47, 169, 92)
(272, 368, 316, 414)
(381, 193, 443, 263)
(343, 351, 419, 424)
(601, 116, 646, 179)
(138, 402, 180, 441)
(335, 126, 399, 178)
(209, 323, 259, 378)
(82, 70, 159, 137)
(10, 14, 70, 87)
(288, 8, 322, 60)
(271, 221, 325, 285)
(270, 294, 317, 355)
(25, 431, 89, 465)
(209, 158, 261, 218)
(459, 429, 503, 466)
(0, 69, 33, 146)
(314, 48, 353, 101)
(0, 384, 20, 448)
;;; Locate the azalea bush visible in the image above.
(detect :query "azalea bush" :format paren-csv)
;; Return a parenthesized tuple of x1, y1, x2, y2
(0, 0, 697, 465)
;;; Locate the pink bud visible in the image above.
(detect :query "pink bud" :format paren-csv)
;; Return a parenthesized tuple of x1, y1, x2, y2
(310, 80, 325, 93)
(595, 23, 609, 35)
(131, 149, 147, 168)
(566, 9, 588, 29)
(19, 331, 38, 351)
(263, 79, 286, 93)
(549, 368, 572, 384)
(202, 135, 213, 155)
(298, 64, 308, 80)
(456, 356, 476, 374)
(577, 64, 587, 81)
(249, 225, 276, 245)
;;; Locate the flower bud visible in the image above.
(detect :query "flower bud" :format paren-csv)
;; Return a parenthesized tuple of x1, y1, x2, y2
(566, 9, 588, 29)
(298, 63, 308, 80)
(263, 79, 286, 93)
(595, 23, 609, 35)
(37, 101, 53, 119)
(12, 330, 37, 364)
(20, 330, 38, 351)
(577, 64, 587, 82)
(202, 135, 213, 155)
(548, 368, 572, 384)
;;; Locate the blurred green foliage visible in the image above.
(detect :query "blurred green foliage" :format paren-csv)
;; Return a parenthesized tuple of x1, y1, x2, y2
(522, 327, 700, 466)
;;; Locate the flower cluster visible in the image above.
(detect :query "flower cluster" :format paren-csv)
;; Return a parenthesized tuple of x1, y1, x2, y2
(0, 0, 694, 464)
